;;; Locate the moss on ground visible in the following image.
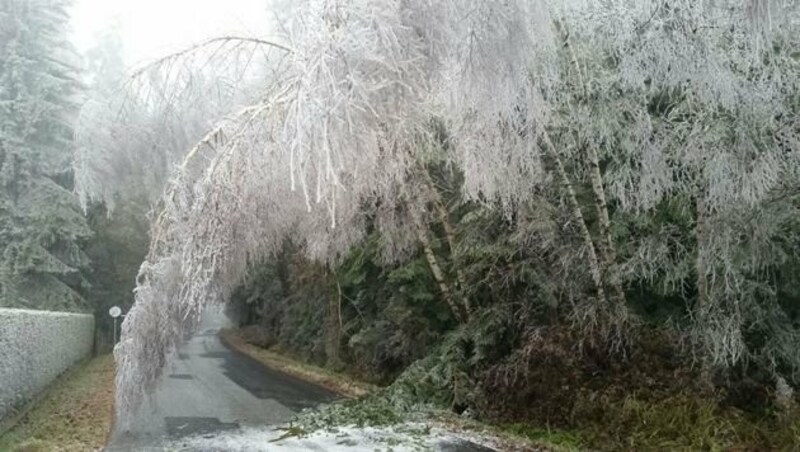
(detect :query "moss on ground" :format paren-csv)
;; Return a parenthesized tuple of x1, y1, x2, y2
(0, 354, 115, 452)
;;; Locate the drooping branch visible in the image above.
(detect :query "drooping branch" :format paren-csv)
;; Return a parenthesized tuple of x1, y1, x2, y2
(129, 36, 293, 79)
(91, 0, 800, 420)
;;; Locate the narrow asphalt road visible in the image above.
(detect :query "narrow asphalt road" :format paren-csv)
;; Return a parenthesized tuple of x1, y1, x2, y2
(108, 312, 339, 450)
(108, 311, 497, 451)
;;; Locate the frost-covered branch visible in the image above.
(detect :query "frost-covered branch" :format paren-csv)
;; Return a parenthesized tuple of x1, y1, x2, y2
(71, 0, 800, 419)
(129, 36, 293, 80)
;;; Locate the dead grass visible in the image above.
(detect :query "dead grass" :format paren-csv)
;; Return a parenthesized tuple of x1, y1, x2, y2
(220, 327, 376, 398)
(0, 355, 115, 452)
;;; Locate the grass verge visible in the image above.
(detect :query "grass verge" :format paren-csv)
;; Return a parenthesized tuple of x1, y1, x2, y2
(0, 354, 115, 452)
(577, 392, 800, 451)
(220, 327, 377, 398)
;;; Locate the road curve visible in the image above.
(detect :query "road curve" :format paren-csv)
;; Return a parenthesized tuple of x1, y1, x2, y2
(107, 312, 339, 450)
(107, 311, 498, 452)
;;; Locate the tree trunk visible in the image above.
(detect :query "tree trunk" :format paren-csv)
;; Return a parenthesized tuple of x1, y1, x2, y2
(562, 26, 626, 307)
(694, 191, 715, 388)
(586, 141, 626, 306)
(416, 165, 472, 318)
(695, 193, 709, 316)
(325, 276, 343, 367)
(415, 224, 469, 324)
(543, 133, 608, 306)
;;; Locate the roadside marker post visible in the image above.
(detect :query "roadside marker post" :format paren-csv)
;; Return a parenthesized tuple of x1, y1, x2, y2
(109, 306, 123, 345)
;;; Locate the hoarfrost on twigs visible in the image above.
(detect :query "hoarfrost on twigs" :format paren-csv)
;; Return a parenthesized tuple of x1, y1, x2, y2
(72, 0, 800, 421)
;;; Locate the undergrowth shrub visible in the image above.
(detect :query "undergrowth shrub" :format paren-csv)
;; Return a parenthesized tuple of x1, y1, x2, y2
(229, 192, 800, 450)
(376, 315, 800, 450)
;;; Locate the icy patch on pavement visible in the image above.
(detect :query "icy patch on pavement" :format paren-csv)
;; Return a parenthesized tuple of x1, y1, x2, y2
(168, 423, 499, 451)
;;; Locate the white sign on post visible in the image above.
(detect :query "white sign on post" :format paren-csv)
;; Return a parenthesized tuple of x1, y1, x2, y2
(109, 306, 123, 345)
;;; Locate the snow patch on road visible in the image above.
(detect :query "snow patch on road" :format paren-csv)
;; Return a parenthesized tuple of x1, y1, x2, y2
(168, 423, 498, 451)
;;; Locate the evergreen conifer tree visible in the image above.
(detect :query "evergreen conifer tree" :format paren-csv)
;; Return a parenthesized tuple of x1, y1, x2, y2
(0, 0, 91, 311)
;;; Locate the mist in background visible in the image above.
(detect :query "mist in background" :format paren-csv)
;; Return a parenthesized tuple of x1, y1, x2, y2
(70, 0, 275, 66)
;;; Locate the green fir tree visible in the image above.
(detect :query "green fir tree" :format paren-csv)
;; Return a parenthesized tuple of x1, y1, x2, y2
(0, 0, 91, 311)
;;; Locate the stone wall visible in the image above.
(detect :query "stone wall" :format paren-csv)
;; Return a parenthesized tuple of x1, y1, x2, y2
(0, 308, 95, 420)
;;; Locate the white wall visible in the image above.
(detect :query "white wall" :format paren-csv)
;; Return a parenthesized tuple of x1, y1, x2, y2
(0, 308, 95, 421)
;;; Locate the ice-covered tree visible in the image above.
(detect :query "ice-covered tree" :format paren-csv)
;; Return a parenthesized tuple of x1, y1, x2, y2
(74, 34, 274, 213)
(72, 0, 800, 418)
(0, 0, 92, 311)
(557, 0, 800, 375)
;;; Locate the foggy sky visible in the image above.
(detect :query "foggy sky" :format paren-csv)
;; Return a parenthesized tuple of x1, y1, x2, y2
(71, 0, 274, 66)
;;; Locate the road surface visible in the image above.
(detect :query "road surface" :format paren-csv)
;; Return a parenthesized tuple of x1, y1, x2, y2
(108, 311, 338, 450)
(108, 310, 496, 451)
